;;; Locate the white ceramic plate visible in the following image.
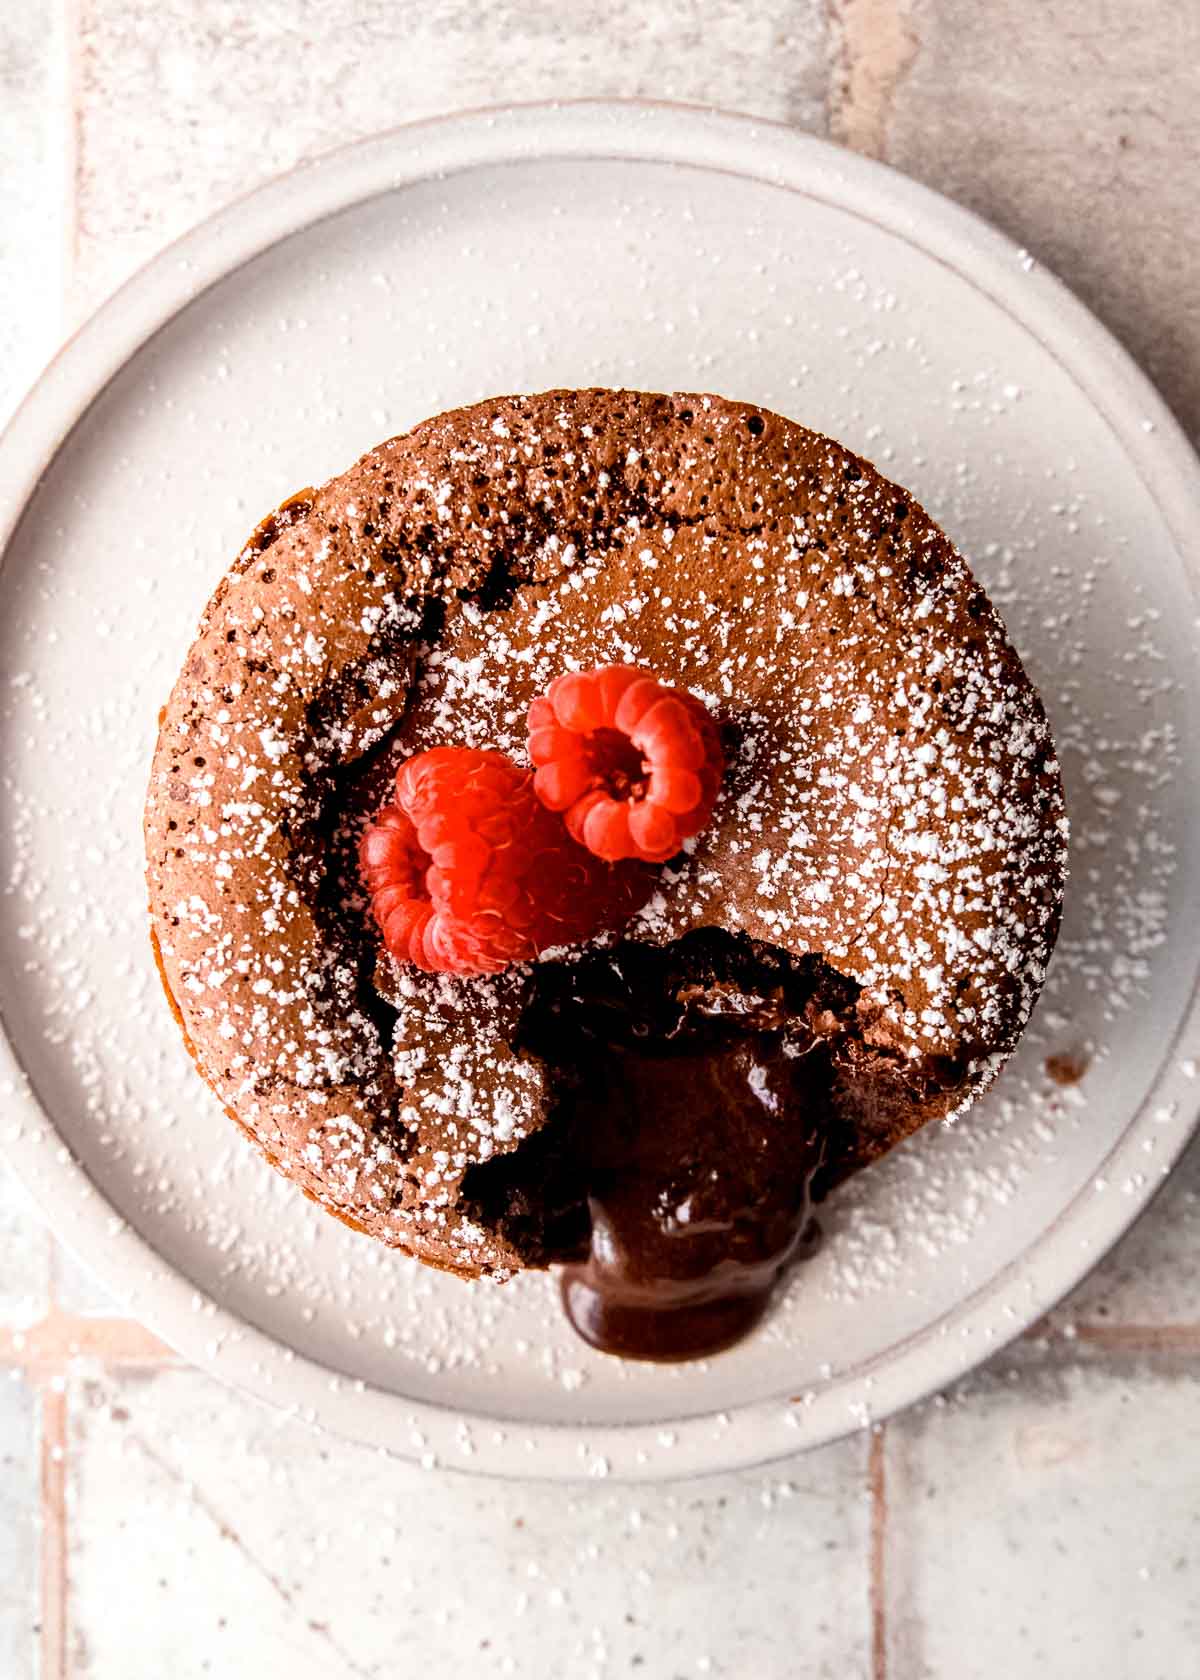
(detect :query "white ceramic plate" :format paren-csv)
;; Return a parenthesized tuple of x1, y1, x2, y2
(2, 102, 1199, 1481)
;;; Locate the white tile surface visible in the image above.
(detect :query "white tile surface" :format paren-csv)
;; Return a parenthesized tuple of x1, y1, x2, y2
(0, 1372, 36, 1680)
(0, 1167, 50, 1329)
(51, 1246, 120, 1319)
(888, 0, 1200, 444)
(0, 0, 66, 426)
(74, 0, 829, 314)
(68, 1365, 871, 1679)
(885, 1350, 1200, 1677)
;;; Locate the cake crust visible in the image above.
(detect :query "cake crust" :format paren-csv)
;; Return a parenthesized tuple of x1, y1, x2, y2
(144, 390, 1067, 1277)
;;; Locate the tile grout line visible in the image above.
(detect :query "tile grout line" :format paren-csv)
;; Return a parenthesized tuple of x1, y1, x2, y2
(826, 0, 920, 159)
(38, 1381, 69, 1680)
(868, 1424, 887, 1680)
(38, 7, 86, 1673)
(4, 1311, 177, 1370)
(1052, 1322, 1200, 1353)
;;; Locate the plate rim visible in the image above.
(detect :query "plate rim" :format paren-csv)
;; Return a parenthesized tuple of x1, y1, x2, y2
(2, 97, 1199, 1482)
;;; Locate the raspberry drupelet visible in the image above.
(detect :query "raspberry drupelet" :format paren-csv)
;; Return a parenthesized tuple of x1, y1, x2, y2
(527, 664, 724, 864)
(359, 746, 649, 978)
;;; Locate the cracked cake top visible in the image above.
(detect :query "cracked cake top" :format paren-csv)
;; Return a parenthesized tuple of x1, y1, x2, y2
(144, 389, 1067, 1280)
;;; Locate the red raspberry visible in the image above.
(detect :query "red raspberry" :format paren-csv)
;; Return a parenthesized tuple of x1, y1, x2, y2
(527, 665, 724, 864)
(359, 746, 649, 977)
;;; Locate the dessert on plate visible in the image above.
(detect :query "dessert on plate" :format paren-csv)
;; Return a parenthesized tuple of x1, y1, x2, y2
(144, 388, 1067, 1360)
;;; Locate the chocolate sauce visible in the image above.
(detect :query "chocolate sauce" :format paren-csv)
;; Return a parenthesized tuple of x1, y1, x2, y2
(516, 935, 850, 1363)
(1045, 1048, 1090, 1086)
(559, 1035, 826, 1360)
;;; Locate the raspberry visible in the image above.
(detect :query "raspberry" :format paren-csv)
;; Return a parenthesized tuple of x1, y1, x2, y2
(359, 746, 649, 977)
(527, 665, 724, 864)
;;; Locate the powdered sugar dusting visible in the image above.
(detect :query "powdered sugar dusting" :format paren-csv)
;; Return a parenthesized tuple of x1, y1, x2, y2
(0, 178, 1197, 1452)
(142, 392, 1066, 1284)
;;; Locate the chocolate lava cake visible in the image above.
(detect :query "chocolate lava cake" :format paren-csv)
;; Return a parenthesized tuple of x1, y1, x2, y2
(144, 389, 1067, 1359)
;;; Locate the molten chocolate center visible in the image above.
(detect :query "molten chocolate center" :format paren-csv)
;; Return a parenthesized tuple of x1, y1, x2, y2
(515, 934, 847, 1362)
